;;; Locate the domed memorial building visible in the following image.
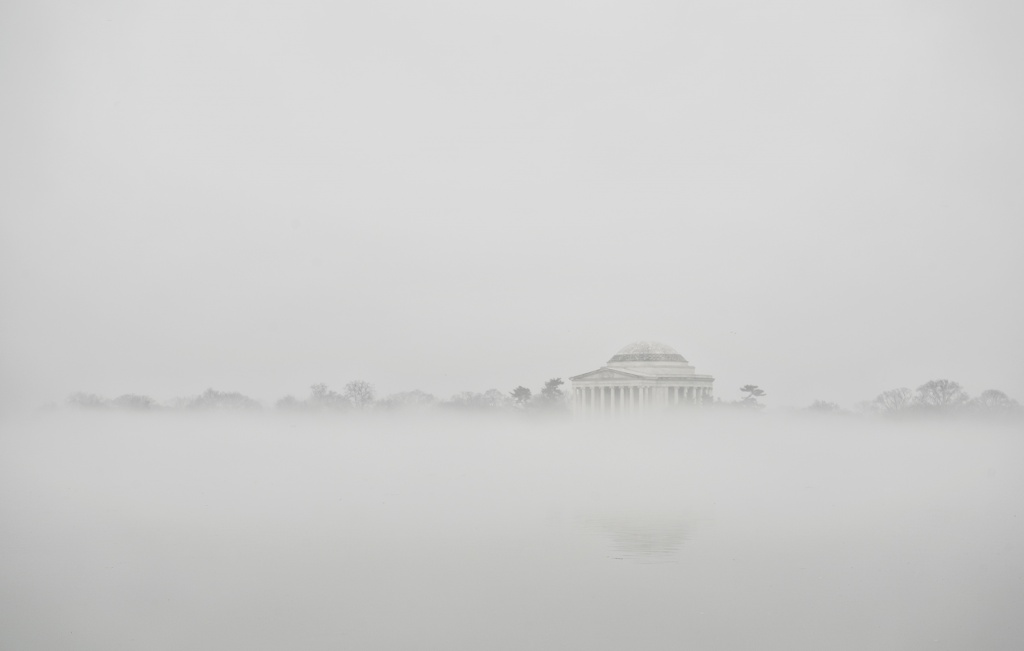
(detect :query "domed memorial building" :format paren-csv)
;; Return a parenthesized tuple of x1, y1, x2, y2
(570, 341, 714, 416)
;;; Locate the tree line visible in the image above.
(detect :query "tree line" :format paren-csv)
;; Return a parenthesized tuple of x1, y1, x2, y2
(796, 379, 1020, 418)
(684, 379, 1018, 419)
(861, 379, 1019, 417)
(61, 378, 570, 414)
(57, 377, 1021, 419)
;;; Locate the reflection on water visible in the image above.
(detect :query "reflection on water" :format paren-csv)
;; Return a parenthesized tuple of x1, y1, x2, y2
(579, 514, 691, 563)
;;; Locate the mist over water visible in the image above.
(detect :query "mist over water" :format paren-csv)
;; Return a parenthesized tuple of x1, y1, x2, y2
(3, 0, 1022, 647)
(2, 411, 1021, 650)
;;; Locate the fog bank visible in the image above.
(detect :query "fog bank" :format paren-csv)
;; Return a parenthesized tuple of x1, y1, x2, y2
(2, 412, 1021, 650)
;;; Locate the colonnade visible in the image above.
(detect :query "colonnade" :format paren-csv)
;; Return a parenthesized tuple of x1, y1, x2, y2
(573, 384, 711, 416)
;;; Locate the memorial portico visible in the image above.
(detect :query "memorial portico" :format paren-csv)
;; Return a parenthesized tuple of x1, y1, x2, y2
(570, 341, 714, 416)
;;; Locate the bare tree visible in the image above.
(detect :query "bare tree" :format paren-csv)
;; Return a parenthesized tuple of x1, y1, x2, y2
(378, 390, 437, 411)
(344, 381, 376, 410)
(971, 389, 1020, 414)
(915, 379, 969, 410)
(444, 390, 508, 411)
(482, 389, 511, 409)
(275, 395, 302, 410)
(66, 392, 108, 409)
(873, 388, 913, 415)
(309, 383, 348, 410)
(189, 389, 261, 410)
(112, 394, 156, 410)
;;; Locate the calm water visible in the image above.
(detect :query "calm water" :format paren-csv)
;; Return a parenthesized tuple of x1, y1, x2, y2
(1, 412, 1022, 650)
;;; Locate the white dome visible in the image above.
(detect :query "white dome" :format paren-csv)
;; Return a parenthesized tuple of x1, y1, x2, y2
(606, 341, 695, 377)
(608, 341, 688, 364)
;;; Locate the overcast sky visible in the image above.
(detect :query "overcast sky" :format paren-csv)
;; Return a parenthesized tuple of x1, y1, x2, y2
(1, 0, 1022, 410)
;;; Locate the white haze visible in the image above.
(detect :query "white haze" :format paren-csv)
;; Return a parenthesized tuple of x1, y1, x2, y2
(1, 0, 1023, 410)
(2, 412, 1022, 650)
(1, 1, 1023, 647)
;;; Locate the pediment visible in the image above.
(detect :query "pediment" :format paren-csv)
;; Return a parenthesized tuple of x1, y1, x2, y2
(570, 367, 647, 382)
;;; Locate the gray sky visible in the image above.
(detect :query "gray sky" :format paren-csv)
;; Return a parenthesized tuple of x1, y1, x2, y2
(2, 0, 1022, 409)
